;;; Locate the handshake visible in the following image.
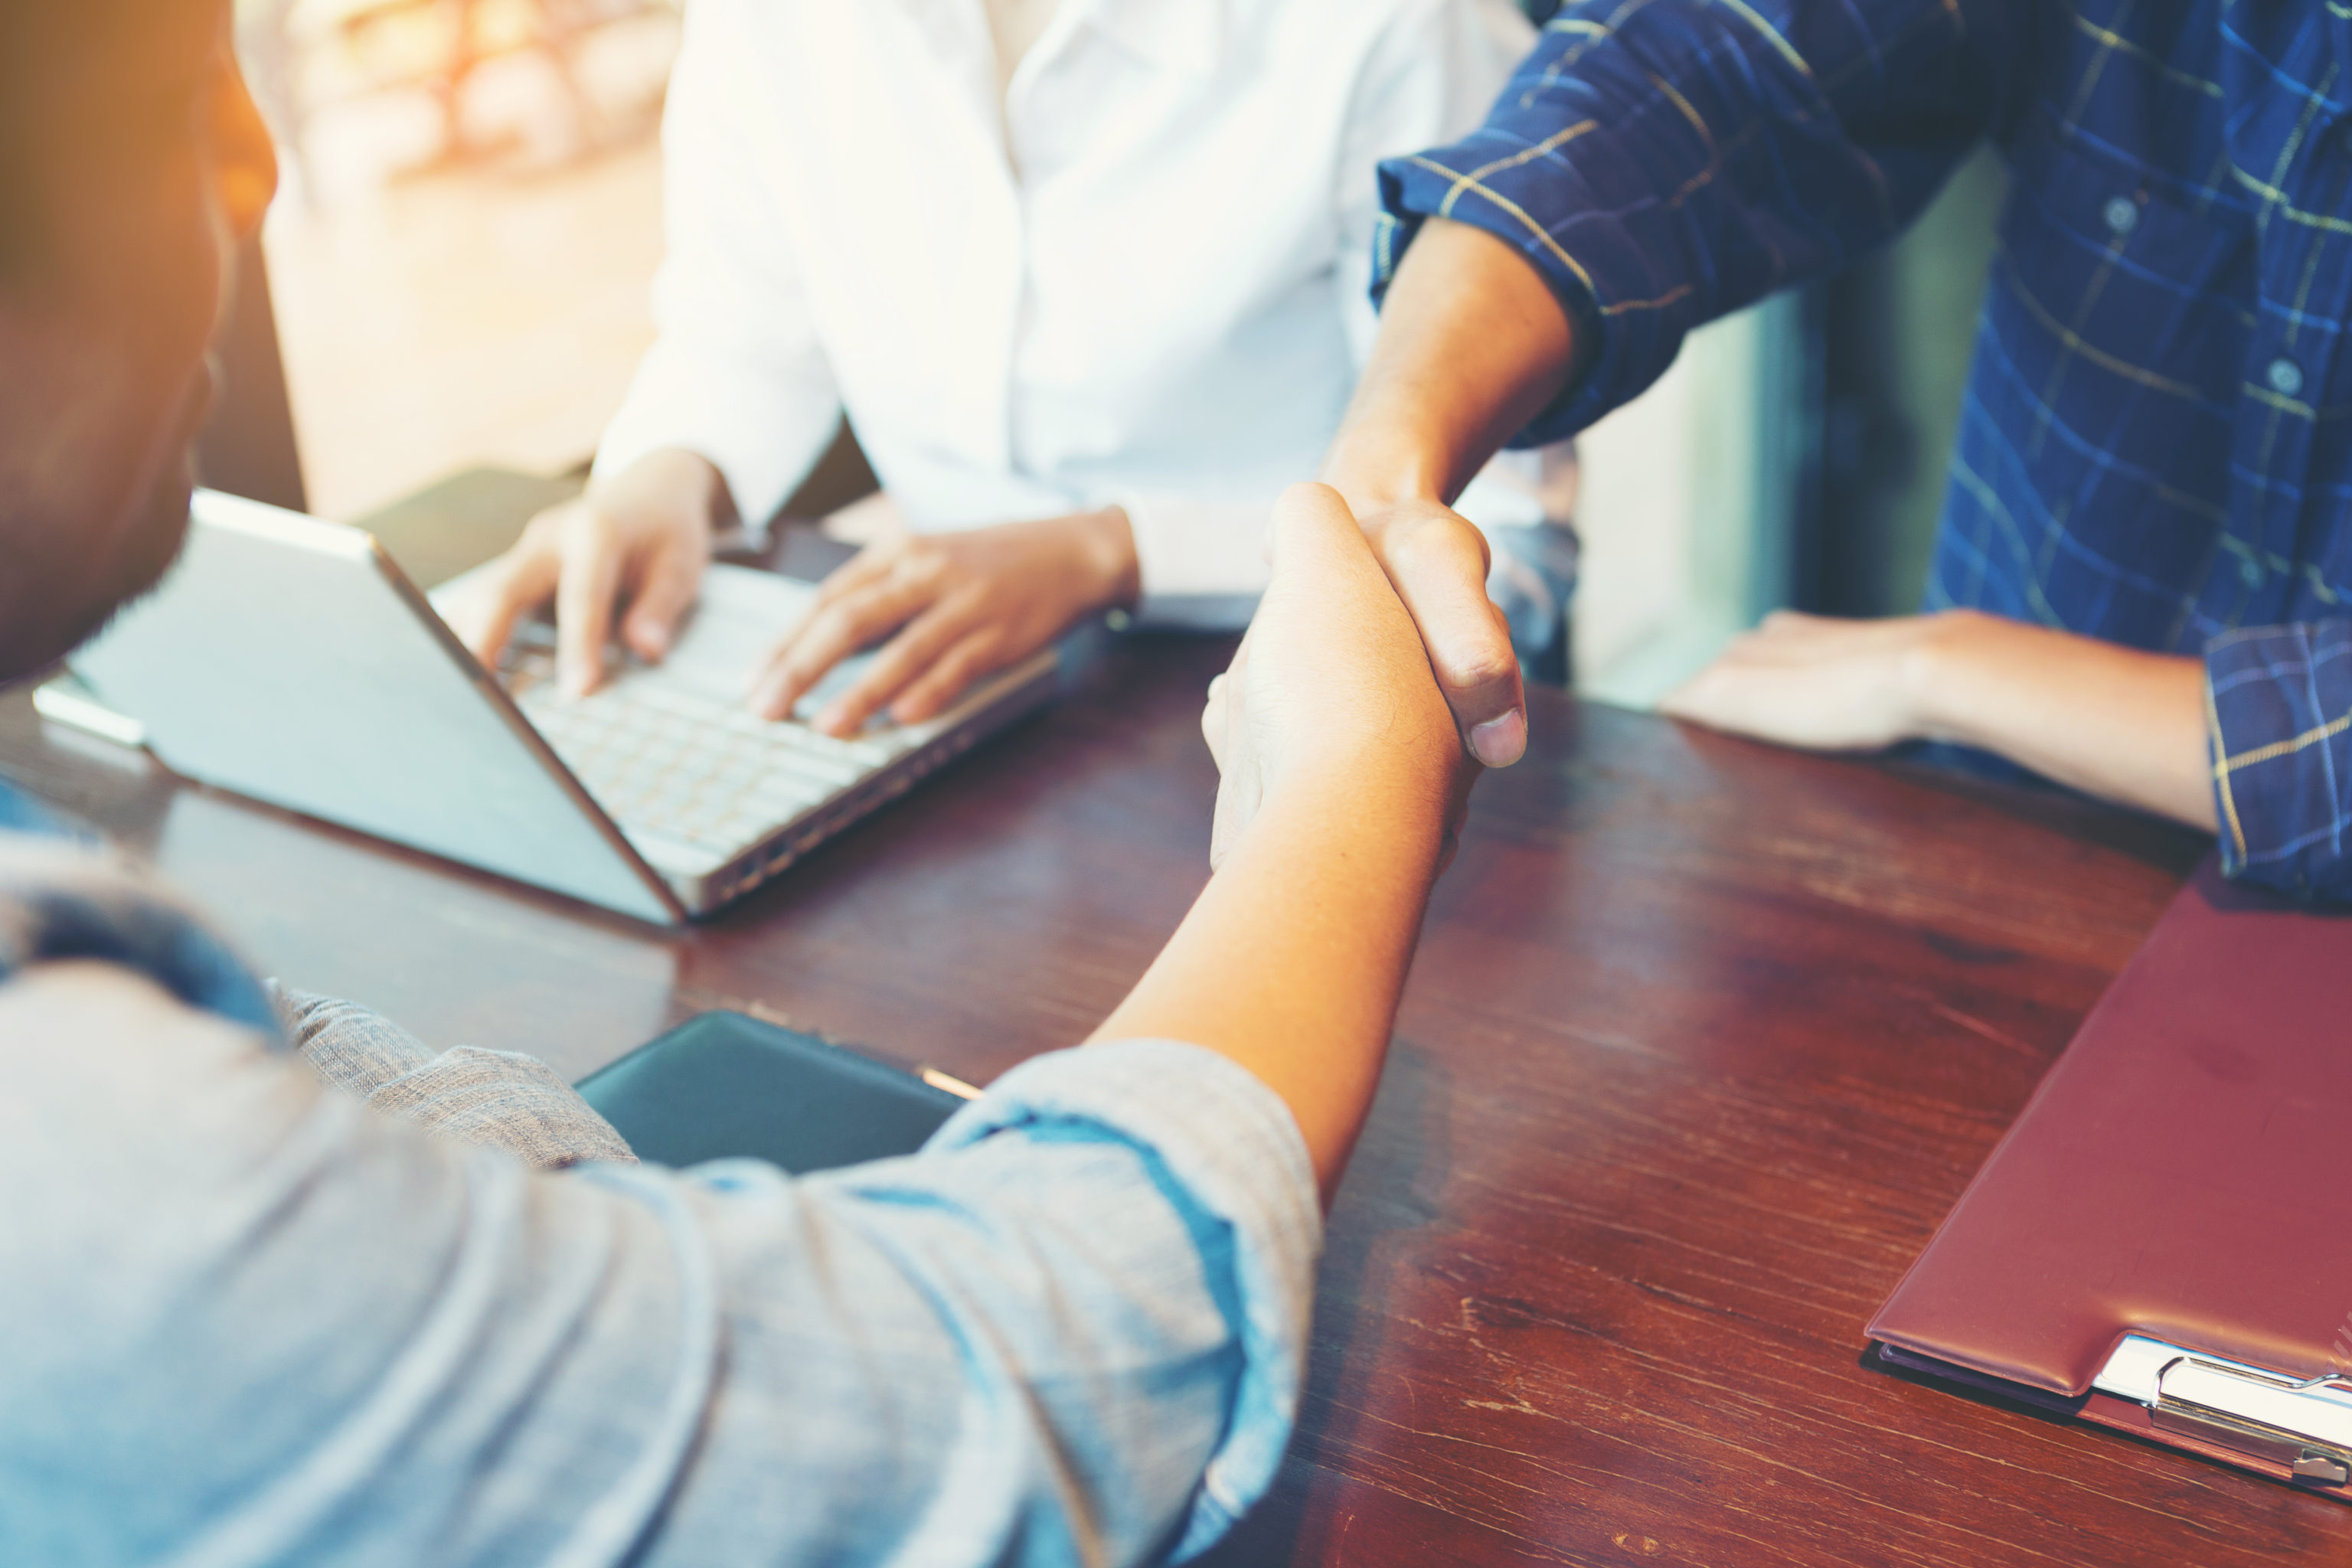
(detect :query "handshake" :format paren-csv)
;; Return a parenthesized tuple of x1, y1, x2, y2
(1198, 482, 1496, 876)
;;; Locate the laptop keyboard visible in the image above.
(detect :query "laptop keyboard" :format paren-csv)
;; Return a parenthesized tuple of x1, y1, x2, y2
(505, 651, 916, 868)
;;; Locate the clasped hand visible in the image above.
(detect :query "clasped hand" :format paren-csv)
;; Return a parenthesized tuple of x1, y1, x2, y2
(1200, 485, 1478, 872)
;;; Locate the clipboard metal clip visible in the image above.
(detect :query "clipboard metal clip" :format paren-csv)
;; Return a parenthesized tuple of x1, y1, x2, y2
(2093, 1334, 2352, 1485)
(2096, 1336, 2352, 1486)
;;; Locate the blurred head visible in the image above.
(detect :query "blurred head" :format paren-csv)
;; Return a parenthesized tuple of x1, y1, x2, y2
(0, 0, 276, 681)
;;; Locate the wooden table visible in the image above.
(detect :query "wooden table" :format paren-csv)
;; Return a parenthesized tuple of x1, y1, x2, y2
(3, 632, 2339, 1566)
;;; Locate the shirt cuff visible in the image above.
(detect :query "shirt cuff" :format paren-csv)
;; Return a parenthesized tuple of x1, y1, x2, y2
(2204, 622, 2352, 899)
(1383, 32, 1724, 456)
(1116, 494, 1271, 630)
(930, 1037, 1321, 1560)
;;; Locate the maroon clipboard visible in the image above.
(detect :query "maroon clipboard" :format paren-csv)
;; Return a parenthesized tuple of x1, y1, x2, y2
(1867, 858, 2352, 1494)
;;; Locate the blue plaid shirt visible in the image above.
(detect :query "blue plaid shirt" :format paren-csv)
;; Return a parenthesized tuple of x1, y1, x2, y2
(1380, 0, 2352, 897)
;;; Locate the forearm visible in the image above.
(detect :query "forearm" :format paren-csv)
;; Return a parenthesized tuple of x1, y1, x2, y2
(1909, 612, 2215, 829)
(1089, 769, 1448, 1204)
(1321, 218, 1580, 510)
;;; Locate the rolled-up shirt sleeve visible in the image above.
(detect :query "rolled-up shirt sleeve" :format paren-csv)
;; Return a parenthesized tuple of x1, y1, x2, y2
(4, 1003, 1319, 1566)
(2204, 622, 2352, 900)
(1371, 0, 2030, 445)
(913, 1039, 1321, 1557)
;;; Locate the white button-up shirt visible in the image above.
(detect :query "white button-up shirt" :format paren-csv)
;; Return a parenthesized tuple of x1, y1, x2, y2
(594, 0, 1537, 622)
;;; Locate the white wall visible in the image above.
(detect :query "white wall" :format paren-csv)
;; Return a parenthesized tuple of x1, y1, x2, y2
(1571, 295, 1808, 707)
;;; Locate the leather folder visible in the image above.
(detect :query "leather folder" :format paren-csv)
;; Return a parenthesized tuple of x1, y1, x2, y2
(576, 1011, 972, 1174)
(1867, 858, 2352, 1495)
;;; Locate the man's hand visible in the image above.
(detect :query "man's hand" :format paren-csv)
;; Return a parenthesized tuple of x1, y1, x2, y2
(443, 448, 723, 695)
(1319, 217, 1583, 769)
(749, 507, 1138, 734)
(1352, 497, 1527, 768)
(1661, 608, 2217, 831)
(1200, 485, 1476, 873)
(1659, 609, 1942, 750)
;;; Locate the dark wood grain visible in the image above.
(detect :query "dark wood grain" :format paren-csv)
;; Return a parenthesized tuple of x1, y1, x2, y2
(4, 630, 2334, 1566)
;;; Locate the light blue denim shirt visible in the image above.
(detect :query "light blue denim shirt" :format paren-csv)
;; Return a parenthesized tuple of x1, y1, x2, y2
(0, 800, 1320, 1567)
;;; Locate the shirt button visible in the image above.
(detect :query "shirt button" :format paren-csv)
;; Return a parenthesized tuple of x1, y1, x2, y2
(2102, 195, 2139, 236)
(2240, 557, 2266, 589)
(2267, 356, 2305, 397)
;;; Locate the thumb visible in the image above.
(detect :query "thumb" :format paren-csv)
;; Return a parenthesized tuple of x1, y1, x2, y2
(1359, 500, 1527, 766)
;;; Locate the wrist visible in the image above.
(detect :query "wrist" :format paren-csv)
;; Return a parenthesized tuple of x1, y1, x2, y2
(1262, 740, 1455, 846)
(1320, 419, 1453, 514)
(1242, 776, 1450, 897)
(1072, 505, 1141, 609)
(1898, 609, 1996, 745)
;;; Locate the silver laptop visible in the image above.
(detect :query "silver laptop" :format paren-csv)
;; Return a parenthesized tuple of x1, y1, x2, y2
(54, 489, 1057, 923)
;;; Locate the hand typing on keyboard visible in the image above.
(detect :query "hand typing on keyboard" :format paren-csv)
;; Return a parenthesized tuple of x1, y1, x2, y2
(443, 449, 724, 698)
(744, 508, 1138, 737)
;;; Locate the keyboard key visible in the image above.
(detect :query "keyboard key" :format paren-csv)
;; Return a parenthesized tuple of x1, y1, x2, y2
(503, 657, 892, 862)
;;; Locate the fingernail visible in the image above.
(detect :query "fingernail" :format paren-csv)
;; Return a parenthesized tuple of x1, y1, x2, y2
(1469, 711, 1527, 767)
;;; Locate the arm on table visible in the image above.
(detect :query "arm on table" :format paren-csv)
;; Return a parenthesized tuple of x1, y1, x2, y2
(1660, 608, 2215, 830)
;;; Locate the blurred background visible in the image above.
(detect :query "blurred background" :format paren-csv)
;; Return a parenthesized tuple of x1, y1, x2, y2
(234, 0, 681, 518)
(227, 0, 2004, 706)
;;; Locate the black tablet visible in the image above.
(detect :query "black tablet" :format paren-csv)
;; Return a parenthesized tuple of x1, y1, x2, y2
(574, 1011, 969, 1174)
